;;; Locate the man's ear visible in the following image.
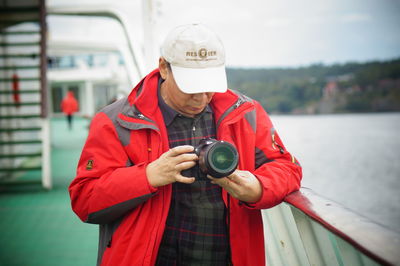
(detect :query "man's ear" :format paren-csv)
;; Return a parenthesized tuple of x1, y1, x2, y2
(159, 57, 168, 80)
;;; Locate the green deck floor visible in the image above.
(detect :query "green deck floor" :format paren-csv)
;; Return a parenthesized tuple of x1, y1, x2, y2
(0, 117, 98, 266)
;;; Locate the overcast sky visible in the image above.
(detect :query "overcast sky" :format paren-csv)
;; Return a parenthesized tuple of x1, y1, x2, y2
(48, 0, 400, 68)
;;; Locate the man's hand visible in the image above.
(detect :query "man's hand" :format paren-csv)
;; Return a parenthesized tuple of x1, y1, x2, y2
(146, 145, 198, 187)
(208, 170, 262, 203)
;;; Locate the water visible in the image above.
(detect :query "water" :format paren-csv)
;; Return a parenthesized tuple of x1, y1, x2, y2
(270, 112, 400, 233)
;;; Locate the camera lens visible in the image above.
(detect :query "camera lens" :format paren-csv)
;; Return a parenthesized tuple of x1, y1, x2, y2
(209, 145, 236, 173)
(196, 139, 238, 178)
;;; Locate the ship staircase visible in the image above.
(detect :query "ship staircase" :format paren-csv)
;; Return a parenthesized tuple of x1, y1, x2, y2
(0, 0, 51, 189)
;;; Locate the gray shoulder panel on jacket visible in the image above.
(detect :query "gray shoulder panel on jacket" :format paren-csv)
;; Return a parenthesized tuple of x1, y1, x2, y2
(116, 117, 159, 131)
(100, 98, 132, 146)
(244, 109, 257, 133)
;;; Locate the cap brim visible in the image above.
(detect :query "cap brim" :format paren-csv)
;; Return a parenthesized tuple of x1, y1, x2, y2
(170, 64, 227, 94)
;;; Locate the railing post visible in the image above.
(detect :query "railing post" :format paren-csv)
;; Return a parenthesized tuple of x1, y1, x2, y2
(39, 0, 47, 119)
(41, 118, 51, 189)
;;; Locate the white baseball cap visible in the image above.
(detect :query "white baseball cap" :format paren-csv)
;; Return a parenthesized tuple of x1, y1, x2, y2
(161, 23, 227, 94)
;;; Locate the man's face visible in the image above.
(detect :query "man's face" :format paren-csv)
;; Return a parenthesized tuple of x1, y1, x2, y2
(159, 59, 214, 118)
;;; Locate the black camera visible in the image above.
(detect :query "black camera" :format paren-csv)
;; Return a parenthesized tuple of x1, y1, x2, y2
(194, 138, 239, 178)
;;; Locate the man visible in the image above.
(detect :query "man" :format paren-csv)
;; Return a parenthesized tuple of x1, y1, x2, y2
(60, 90, 79, 130)
(69, 23, 302, 266)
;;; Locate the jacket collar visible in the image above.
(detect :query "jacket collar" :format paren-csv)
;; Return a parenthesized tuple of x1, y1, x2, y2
(119, 68, 254, 129)
(127, 68, 161, 118)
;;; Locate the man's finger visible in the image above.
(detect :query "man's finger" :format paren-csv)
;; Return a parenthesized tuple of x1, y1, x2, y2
(175, 174, 195, 184)
(174, 153, 198, 164)
(175, 161, 197, 171)
(208, 175, 241, 191)
(168, 145, 194, 156)
(226, 173, 242, 185)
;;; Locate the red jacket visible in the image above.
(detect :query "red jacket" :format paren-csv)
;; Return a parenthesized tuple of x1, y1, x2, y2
(69, 69, 302, 266)
(61, 91, 79, 115)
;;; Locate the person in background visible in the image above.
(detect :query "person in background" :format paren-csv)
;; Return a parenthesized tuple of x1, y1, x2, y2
(61, 90, 79, 130)
(69, 23, 302, 266)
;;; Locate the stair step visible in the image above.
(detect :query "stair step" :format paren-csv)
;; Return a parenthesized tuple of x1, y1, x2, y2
(0, 77, 40, 82)
(0, 23, 39, 29)
(1, 102, 40, 106)
(0, 19, 40, 27)
(0, 114, 41, 119)
(0, 180, 42, 187)
(0, 152, 41, 159)
(0, 53, 39, 59)
(0, 65, 39, 70)
(0, 31, 40, 35)
(0, 42, 40, 47)
(0, 127, 41, 132)
(0, 140, 41, 145)
(0, 7, 40, 13)
(0, 166, 41, 172)
(0, 89, 40, 94)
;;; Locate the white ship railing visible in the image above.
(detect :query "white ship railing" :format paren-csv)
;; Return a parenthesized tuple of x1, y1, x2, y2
(263, 188, 400, 266)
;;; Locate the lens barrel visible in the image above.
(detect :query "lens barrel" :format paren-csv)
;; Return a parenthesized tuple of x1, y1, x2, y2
(195, 139, 239, 178)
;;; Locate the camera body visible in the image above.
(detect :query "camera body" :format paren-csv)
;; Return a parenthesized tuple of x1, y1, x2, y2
(194, 138, 239, 178)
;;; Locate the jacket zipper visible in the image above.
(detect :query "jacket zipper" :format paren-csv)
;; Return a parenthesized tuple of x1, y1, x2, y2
(216, 98, 244, 129)
(133, 111, 170, 264)
(217, 98, 254, 130)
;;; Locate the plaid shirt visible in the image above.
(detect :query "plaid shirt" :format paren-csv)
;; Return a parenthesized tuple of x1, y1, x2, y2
(156, 79, 229, 266)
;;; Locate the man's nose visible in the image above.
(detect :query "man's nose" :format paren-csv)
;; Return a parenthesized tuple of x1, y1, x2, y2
(192, 93, 207, 101)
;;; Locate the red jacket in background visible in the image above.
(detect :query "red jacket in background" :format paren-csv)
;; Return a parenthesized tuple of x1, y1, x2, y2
(61, 91, 79, 115)
(69, 69, 302, 266)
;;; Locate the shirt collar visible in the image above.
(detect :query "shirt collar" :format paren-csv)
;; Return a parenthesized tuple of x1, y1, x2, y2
(157, 77, 212, 127)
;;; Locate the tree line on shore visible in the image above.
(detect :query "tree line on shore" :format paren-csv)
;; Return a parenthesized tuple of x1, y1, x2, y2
(227, 58, 400, 114)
